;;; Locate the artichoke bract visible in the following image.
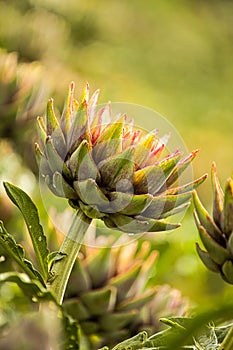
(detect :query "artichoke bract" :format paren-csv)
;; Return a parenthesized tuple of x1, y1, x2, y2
(64, 232, 189, 348)
(193, 163, 233, 284)
(35, 82, 206, 234)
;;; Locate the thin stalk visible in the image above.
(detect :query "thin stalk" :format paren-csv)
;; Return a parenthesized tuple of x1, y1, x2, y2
(219, 325, 233, 350)
(48, 210, 91, 304)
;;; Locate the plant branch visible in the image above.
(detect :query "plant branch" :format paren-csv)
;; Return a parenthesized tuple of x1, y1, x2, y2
(48, 210, 91, 304)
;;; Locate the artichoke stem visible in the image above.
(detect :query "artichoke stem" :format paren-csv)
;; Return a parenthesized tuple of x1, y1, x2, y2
(219, 325, 233, 350)
(48, 210, 92, 304)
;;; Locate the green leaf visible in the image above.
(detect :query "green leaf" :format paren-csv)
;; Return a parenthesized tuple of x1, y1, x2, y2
(0, 272, 52, 301)
(111, 331, 148, 350)
(160, 317, 193, 330)
(0, 221, 44, 284)
(3, 182, 49, 281)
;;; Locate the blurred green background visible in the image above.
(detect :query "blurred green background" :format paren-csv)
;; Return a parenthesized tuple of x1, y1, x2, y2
(0, 0, 232, 308)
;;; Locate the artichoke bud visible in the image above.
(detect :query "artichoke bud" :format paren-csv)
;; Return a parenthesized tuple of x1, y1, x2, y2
(36, 82, 205, 234)
(194, 162, 233, 284)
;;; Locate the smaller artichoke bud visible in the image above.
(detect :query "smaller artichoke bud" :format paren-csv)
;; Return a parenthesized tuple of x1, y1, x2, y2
(36, 82, 206, 234)
(63, 232, 189, 348)
(0, 49, 48, 172)
(193, 162, 233, 284)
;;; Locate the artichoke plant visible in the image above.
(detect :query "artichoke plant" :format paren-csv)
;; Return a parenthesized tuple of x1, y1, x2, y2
(64, 231, 189, 348)
(0, 49, 48, 172)
(193, 162, 233, 284)
(35, 82, 206, 234)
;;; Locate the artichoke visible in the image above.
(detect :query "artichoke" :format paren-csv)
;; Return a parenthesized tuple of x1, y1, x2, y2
(64, 230, 189, 348)
(193, 162, 233, 284)
(0, 49, 48, 172)
(36, 82, 206, 234)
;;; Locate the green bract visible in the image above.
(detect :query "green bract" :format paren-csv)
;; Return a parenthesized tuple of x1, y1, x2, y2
(35, 82, 206, 234)
(193, 162, 233, 284)
(64, 233, 188, 348)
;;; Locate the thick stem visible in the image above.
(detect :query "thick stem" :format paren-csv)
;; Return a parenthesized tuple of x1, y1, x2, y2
(219, 325, 233, 350)
(48, 210, 91, 304)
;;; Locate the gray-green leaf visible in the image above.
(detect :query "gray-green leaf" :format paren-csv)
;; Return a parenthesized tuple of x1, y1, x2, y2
(0, 221, 44, 285)
(3, 182, 49, 281)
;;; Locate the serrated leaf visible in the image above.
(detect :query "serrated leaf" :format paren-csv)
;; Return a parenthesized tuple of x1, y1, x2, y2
(112, 331, 148, 350)
(3, 182, 49, 281)
(0, 272, 52, 301)
(160, 317, 193, 330)
(0, 221, 44, 284)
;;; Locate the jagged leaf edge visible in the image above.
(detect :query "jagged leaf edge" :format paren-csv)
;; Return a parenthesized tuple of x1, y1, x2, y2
(3, 182, 49, 281)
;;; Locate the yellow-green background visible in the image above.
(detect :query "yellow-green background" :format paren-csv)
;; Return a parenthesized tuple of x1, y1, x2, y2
(0, 0, 232, 306)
